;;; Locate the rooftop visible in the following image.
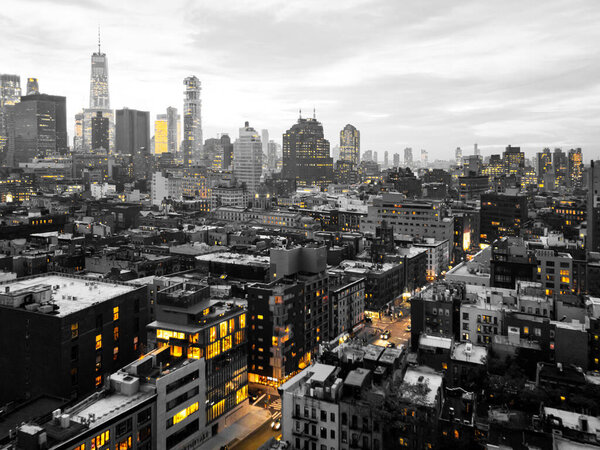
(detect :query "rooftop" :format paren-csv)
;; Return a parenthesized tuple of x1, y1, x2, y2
(419, 334, 452, 350)
(399, 367, 443, 408)
(451, 342, 487, 365)
(0, 274, 138, 317)
(543, 407, 600, 432)
(195, 251, 270, 267)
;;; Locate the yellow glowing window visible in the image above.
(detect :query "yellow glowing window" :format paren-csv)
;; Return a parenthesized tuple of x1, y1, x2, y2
(156, 329, 185, 340)
(222, 335, 232, 352)
(117, 436, 132, 450)
(172, 402, 199, 425)
(272, 336, 278, 346)
(229, 318, 235, 333)
(523, 327, 529, 335)
(171, 345, 182, 357)
(90, 430, 109, 450)
(220, 321, 228, 338)
(236, 385, 248, 404)
(210, 327, 217, 343)
(71, 322, 79, 339)
(113, 326, 119, 341)
(95, 334, 102, 350)
(207, 341, 221, 359)
(235, 330, 244, 346)
(95, 376, 102, 387)
(240, 314, 246, 328)
(113, 306, 119, 321)
(561, 276, 570, 283)
(442, 363, 447, 370)
(257, 315, 264, 320)
(113, 346, 119, 361)
(189, 333, 199, 344)
(74, 445, 85, 450)
(187, 347, 201, 359)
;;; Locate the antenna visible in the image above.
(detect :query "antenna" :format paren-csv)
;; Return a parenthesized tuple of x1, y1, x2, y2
(313, 107, 316, 119)
(98, 26, 101, 53)
(299, 108, 302, 119)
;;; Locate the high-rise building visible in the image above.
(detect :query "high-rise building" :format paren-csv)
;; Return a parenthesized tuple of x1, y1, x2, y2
(73, 111, 84, 151)
(26, 77, 39, 95)
(404, 147, 413, 165)
(503, 145, 524, 176)
(91, 111, 109, 151)
(267, 140, 278, 170)
(474, 143, 480, 156)
(5, 93, 67, 165)
(166, 106, 180, 154)
(421, 149, 429, 166)
(0, 74, 21, 156)
(261, 129, 269, 160)
(480, 191, 528, 244)
(554, 148, 568, 188)
(115, 108, 150, 155)
(221, 133, 234, 170)
(154, 114, 168, 154)
(340, 123, 360, 166)
(373, 151, 379, 164)
(234, 121, 262, 192)
(183, 76, 202, 167)
(383, 150, 389, 169)
(455, 147, 463, 165)
(90, 34, 110, 110)
(587, 161, 600, 253)
(363, 150, 373, 162)
(536, 148, 553, 186)
(282, 114, 333, 188)
(568, 148, 583, 189)
(393, 152, 400, 167)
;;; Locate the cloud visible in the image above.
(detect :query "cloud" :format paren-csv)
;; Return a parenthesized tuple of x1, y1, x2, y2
(1, 0, 599, 159)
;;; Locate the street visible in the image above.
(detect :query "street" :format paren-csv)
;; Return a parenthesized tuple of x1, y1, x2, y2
(362, 313, 411, 349)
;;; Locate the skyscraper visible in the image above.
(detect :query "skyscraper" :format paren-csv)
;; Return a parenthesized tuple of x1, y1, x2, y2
(267, 140, 278, 170)
(221, 134, 234, 170)
(474, 143, 480, 156)
(383, 151, 389, 169)
(5, 94, 67, 165)
(536, 148, 552, 186)
(455, 147, 463, 165)
(90, 33, 110, 110)
(282, 114, 333, 188)
(0, 74, 21, 156)
(568, 148, 583, 189)
(421, 149, 428, 166)
(587, 161, 600, 253)
(373, 151, 378, 164)
(73, 112, 84, 151)
(340, 124, 360, 166)
(503, 145, 525, 176)
(234, 121, 262, 192)
(26, 78, 39, 96)
(261, 129, 269, 159)
(91, 111, 109, 151)
(393, 153, 400, 168)
(404, 147, 413, 165)
(166, 106, 180, 154)
(115, 108, 150, 155)
(154, 114, 168, 154)
(83, 35, 113, 152)
(553, 148, 568, 188)
(183, 76, 202, 167)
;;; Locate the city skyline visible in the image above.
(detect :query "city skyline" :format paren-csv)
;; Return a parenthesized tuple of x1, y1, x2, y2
(2, 0, 600, 159)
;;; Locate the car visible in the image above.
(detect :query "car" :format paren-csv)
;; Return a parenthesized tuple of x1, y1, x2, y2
(386, 342, 396, 348)
(271, 420, 281, 431)
(406, 325, 411, 332)
(365, 317, 372, 323)
(380, 330, 391, 339)
(249, 389, 262, 403)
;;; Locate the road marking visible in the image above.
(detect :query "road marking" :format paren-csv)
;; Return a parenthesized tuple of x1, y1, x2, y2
(252, 393, 267, 406)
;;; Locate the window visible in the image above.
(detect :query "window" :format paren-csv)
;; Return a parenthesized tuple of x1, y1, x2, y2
(96, 314, 103, 329)
(138, 408, 151, 424)
(71, 322, 79, 339)
(90, 430, 109, 450)
(116, 436, 132, 449)
(229, 318, 235, 333)
(321, 410, 327, 421)
(113, 306, 119, 321)
(95, 375, 102, 387)
(330, 412, 335, 422)
(116, 418, 132, 437)
(113, 346, 119, 361)
(95, 334, 102, 350)
(240, 314, 246, 328)
(462, 312, 469, 320)
(71, 345, 79, 361)
(210, 326, 217, 343)
(523, 327, 529, 335)
(220, 321, 228, 338)
(114, 326, 119, 341)
(168, 402, 199, 428)
(330, 429, 335, 439)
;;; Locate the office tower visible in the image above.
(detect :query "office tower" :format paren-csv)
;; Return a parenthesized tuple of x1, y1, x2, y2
(73, 112, 84, 151)
(536, 148, 553, 184)
(480, 191, 528, 244)
(154, 114, 168, 154)
(553, 148, 568, 188)
(393, 152, 400, 168)
(5, 93, 67, 165)
(383, 151, 389, 169)
(568, 148, 583, 189)
(474, 143, 480, 156)
(421, 149, 428, 166)
(115, 108, 150, 154)
(26, 78, 39, 95)
(373, 151, 378, 164)
(90, 34, 109, 110)
(331, 144, 340, 163)
(267, 140, 278, 170)
(363, 150, 373, 162)
(588, 161, 600, 253)
(166, 106, 180, 154)
(455, 147, 463, 165)
(91, 111, 109, 151)
(221, 133, 233, 169)
(463, 155, 483, 176)
(233, 121, 262, 192)
(340, 123, 360, 165)
(404, 147, 413, 165)
(183, 75, 202, 167)
(204, 137, 225, 169)
(282, 113, 333, 188)
(503, 145, 524, 176)
(261, 129, 269, 160)
(0, 74, 21, 156)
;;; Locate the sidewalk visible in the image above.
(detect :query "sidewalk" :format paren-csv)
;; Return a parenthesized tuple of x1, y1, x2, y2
(197, 405, 272, 450)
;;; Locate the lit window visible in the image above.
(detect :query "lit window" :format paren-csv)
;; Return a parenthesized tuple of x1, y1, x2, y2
(90, 430, 109, 450)
(113, 306, 119, 321)
(113, 326, 119, 341)
(236, 385, 248, 404)
(171, 402, 199, 426)
(170, 346, 182, 357)
(222, 335, 232, 352)
(95, 334, 102, 350)
(523, 327, 529, 335)
(257, 315, 264, 320)
(71, 322, 79, 339)
(113, 347, 119, 361)
(240, 314, 246, 328)
(187, 347, 201, 359)
(229, 318, 235, 333)
(95, 375, 102, 387)
(210, 326, 217, 343)
(220, 321, 228, 338)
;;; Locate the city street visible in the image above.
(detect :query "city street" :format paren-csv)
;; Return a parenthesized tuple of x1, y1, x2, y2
(364, 314, 411, 349)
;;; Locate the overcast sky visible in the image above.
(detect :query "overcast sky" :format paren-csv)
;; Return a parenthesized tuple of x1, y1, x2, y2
(2, 0, 600, 160)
